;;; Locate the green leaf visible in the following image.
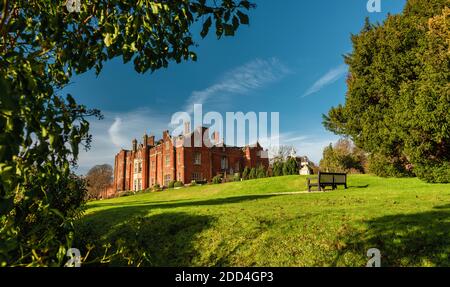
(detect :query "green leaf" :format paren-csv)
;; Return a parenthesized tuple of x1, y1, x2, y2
(201, 17, 212, 38)
(104, 34, 113, 47)
(0, 197, 14, 214)
(189, 52, 197, 61)
(224, 24, 235, 36)
(232, 15, 240, 30)
(237, 11, 249, 25)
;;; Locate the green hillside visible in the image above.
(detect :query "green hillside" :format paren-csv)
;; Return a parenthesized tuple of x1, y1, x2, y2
(76, 175, 450, 267)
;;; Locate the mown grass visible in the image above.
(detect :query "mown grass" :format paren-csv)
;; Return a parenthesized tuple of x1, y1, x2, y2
(75, 175, 450, 267)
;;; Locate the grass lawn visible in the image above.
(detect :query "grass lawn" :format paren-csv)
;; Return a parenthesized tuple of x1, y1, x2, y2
(76, 175, 450, 267)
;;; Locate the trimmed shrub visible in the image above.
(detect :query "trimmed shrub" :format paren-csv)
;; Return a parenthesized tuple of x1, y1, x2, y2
(242, 167, 250, 180)
(414, 161, 450, 183)
(282, 162, 289, 176)
(168, 180, 176, 188)
(212, 175, 222, 184)
(249, 168, 257, 179)
(233, 173, 241, 182)
(174, 181, 184, 188)
(119, 191, 135, 197)
(256, 166, 266, 178)
(272, 161, 283, 177)
(368, 153, 413, 178)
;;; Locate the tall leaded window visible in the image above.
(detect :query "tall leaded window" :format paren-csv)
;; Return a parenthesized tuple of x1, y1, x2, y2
(192, 172, 202, 182)
(165, 155, 170, 167)
(194, 152, 201, 165)
(221, 156, 228, 170)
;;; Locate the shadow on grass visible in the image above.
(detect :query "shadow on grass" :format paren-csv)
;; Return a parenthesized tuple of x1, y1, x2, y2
(76, 212, 214, 266)
(85, 194, 278, 222)
(334, 204, 450, 267)
(348, 184, 369, 189)
(86, 198, 188, 209)
(76, 194, 280, 266)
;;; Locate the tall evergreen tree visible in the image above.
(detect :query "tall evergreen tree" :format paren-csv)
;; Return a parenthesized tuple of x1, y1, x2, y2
(256, 166, 266, 178)
(323, 0, 450, 182)
(249, 168, 257, 179)
(242, 166, 250, 180)
(272, 161, 282, 177)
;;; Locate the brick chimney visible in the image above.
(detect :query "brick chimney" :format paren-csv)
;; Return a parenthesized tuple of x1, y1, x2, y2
(143, 133, 148, 146)
(163, 130, 170, 139)
(147, 135, 155, 146)
(132, 138, 137, 152)
(184, 121, 191, 135)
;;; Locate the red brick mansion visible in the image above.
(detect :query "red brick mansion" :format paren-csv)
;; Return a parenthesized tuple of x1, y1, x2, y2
(113, 124, 269, 191)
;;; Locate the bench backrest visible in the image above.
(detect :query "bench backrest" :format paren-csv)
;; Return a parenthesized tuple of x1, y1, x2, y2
(318, 172, 347, 184)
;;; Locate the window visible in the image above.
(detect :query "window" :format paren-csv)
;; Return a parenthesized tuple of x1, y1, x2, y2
(194, 152, 201, 165)
(134, 160, 142, 174)
(133, 179, 142, 191)
(151, 160, 156, 170)
(165, 141, 170, 150)
(177, 152, 181, 164)
(235, 162, 240, 172)
(192, 172, 202, 182)
(221, 156, 228, 170)
(165, 155, 170, 167)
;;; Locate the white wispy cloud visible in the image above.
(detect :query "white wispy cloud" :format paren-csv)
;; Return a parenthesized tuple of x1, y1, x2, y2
(184, 57, 291, 113)
(75, 108, 172, 175)
(302, 64, 347, 98)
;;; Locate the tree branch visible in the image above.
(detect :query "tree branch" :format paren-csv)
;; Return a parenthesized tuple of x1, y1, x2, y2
(0, 0, 9, 32)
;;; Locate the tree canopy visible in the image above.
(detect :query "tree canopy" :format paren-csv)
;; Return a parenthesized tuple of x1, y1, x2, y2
(319, 138, 367, 174)
(323, 0, 450, 182)
(85, 164, 113, 199)
(0, 0, 255, 266)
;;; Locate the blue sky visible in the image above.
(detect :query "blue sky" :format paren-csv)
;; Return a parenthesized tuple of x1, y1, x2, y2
(65, 0, 406, 174)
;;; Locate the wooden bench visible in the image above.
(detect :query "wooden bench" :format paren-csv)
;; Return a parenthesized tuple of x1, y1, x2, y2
(307, 172, 347, 192)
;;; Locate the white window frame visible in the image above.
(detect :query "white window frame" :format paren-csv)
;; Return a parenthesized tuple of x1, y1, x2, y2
(194, 152, 201, 165)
